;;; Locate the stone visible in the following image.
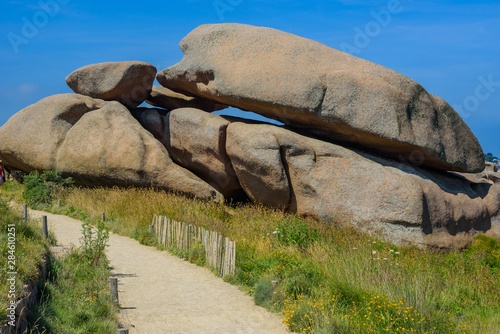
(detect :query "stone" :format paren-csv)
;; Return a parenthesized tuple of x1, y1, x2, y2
(132, 107, 244, 200)
(146, 86, 228, 112)
(225, 120, 498, 245)
(460, 162, 500, 184)
(0, 94, 223, 201)
(456, 162, 500, 222)
(226, 123, 289, 209)
(157, 23, 484, 173)
(66, 61, 156, 108)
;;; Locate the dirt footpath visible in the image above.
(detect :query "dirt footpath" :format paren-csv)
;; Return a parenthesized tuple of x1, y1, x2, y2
(27, 209, 289, 334)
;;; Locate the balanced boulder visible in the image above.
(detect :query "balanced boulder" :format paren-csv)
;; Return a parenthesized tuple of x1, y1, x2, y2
(66, 61, 156, 108)
(0, 94, 223, 201)
(157, 23, 484, 173)
(146, 86, 228, 112)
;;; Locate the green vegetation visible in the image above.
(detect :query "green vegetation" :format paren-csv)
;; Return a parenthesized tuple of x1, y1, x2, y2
(22, 170, 73, 209)
(0, 180, 24, 203)
(484, 152, 499, 162)
(37, 185, 500, 334)
(0, 173, 118, 333)
(0, 199, 49, 323)
(80, 221, 110, 267)
(28, 217, 116, 333)
(3, 172, 500, 333)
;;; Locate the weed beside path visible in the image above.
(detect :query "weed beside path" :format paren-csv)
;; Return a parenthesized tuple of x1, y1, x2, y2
(28, 246, 117, 333)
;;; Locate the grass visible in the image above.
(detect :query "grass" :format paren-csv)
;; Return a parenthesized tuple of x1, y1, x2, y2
(27, 245, 118, 333)
(0, 180, 118, 333)
(0, 197, 50, 325)
(4, 178, 500, 333)
(45, 185, 500, 334)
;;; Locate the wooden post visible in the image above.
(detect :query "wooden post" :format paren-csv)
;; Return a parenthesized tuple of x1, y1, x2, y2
(102, 212, 105, 222)
(149, 224, 154, 233)
(42, 216, 49, 239)
(157, 217, 162, 245)
(151, 215, 157, 235)
(162, 219, 167, 246)
(231, 241, 236, 275)
(271, 280, 278, 288)
(23, 204, 28, 223)
(57, 199, 61, 208)
(110, 277, 119, 305)
(117, 328, 129, 334)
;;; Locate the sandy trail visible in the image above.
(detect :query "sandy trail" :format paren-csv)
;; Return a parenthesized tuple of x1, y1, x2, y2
(26, 208, 289, 334)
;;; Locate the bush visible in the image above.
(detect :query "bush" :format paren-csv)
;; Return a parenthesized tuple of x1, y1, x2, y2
(254, 277, 277, 307)
(275, 217, 319, 249)
(23, 170, 73, 207)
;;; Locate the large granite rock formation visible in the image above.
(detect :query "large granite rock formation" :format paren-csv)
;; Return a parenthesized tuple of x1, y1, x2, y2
(157, 23, 484, 173)
(0, 94, 222, 201)
(1, 23, 497, 247)
(66, 61, 156, 108)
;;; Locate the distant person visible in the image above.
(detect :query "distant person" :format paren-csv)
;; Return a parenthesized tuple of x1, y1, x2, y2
(0, 162, 5, 186)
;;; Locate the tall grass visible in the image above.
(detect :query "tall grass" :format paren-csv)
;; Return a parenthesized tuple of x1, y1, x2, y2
(62, 186, 288, 248)
(0, 198, 50, 323)
(27, 246, 117, 333)
(31, 186, 500, 333)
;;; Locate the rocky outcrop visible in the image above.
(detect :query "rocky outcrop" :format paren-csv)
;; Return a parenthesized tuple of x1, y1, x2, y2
(0, 94, 222, 201)
(157, 23, 484, 173)
(132, 107, 244, 200)
(1, 24, 497, 247)
(226, 120, 498, 245)
(146, 86, 227, 112)
(165, 109, 244, 199)
(66, 61, 156, 108)
(457, 162, 500, 223)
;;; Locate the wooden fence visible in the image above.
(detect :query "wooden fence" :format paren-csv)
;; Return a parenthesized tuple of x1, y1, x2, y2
(151, 215, 236, 277)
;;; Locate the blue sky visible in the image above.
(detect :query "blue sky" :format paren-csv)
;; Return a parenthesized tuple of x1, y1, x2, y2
(1, 0, 499, 157)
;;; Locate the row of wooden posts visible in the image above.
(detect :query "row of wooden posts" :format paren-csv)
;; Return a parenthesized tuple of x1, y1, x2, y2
(22, 204, 49, 239)
(151, 215, 236, 277)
